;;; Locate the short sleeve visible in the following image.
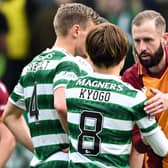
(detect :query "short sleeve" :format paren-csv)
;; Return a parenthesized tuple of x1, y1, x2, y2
(53, 59, 81, 90)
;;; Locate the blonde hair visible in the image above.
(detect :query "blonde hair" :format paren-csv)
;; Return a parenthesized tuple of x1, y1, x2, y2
(53, 3, 99, 36)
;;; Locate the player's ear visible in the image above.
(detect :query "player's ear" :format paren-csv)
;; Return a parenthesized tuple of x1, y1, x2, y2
(71, 24, 80, 39)
(132, 45, 139, 62)
(162, 33, 168, 46)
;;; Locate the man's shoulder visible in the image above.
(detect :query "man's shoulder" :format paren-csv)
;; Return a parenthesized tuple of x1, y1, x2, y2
(122, 63, 140, 80)
(122, 63, 143, 89)
(22, 49, 71, 74)
(122, 63, 139, 76)
(75, 56, 93, 74)
(33, 48, 67, 62)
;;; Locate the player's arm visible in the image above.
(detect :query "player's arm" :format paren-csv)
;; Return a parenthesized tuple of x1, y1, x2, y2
(136, 111, 168, 156)
(3, 101, 34, 152)
(142, 126, 168, 156)
(54, 86, 67, 133)
(133, 90, 168, 156)
(129, 125, 145, 168)
(129, 124, 148, 167)
(53, 60, 80, 133)
(0, 82, 16, 167)
(129, 145, 144, 168)
(0, 122, 15, 167)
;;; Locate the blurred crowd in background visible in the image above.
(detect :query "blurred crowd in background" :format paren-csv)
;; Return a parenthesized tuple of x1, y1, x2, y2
(0, 0, 168, 167)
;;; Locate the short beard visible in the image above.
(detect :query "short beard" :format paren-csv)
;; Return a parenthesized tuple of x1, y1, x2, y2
(135, 44, 164, 68)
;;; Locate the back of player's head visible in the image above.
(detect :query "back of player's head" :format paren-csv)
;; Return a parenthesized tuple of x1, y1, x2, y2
(86, 23, 129, 68)
(53, 3, 99, 36)
(96, 16, 109, 25)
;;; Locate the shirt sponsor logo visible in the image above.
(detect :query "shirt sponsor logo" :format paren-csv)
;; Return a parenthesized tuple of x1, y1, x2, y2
(76, 79, 123, 91)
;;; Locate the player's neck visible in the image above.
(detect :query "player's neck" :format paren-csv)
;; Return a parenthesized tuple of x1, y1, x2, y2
(94, 66, 121, 76)
(53, 37, 75, 56)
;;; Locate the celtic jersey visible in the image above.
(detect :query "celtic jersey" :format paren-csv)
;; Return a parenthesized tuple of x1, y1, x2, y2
(75, 56, 93, 75)
(66, 73, 158, 168)
(9, 48, 84, 168)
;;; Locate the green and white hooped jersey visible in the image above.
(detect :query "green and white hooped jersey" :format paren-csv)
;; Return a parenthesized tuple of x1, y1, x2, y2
(75, 56, 93, 75)
(66, 73, 158, 168)
(9, 48, 83, 167)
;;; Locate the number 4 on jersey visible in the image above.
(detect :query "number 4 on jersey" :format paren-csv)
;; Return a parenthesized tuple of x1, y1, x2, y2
(29, 82, 39, 120)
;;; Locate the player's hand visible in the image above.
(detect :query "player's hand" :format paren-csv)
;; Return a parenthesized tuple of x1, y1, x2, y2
(144, 88, 168, 116)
